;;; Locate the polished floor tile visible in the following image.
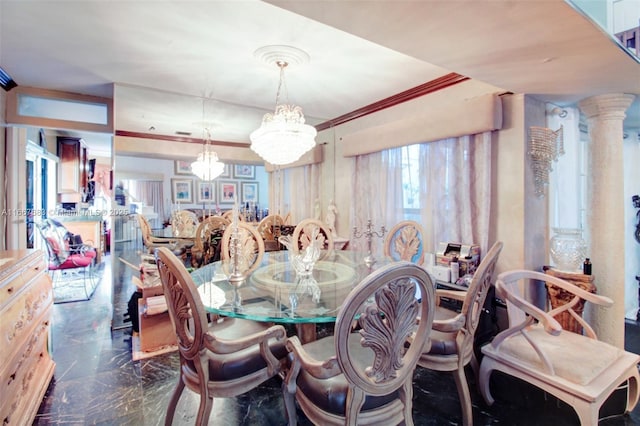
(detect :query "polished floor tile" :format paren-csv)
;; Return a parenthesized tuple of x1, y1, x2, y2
(35, 254, 640, 425)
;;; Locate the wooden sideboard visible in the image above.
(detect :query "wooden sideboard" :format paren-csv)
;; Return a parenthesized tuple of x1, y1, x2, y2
(0, 250, 55, 425)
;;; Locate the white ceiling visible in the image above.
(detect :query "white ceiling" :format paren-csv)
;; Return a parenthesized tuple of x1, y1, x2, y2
(1, 0, 639, 158)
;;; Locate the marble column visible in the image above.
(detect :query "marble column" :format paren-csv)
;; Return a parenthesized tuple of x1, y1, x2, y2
(578, 93, 634, 348)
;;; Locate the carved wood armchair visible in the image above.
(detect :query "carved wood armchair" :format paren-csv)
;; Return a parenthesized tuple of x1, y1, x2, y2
(291, 218, 334, 259)
(383, 220, 426, 265)
(170, 210, 199, 238)
(220, 221, 265, 275)
(155, 247, 288, 426)
(479, 269, 640, 425)
(417, 241, 503, 426)
(284, 262, 436, 426)
(190, 216, 230, 268)
(136, 214, 187, 256)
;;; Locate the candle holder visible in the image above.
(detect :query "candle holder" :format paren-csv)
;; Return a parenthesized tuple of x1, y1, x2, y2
(228, 203, 245, 285)
(353, 219, 386, 267)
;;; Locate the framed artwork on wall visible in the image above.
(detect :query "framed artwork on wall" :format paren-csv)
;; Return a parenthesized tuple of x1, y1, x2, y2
(233, 164, 255, 179)
(220, 163, 231, 178)
(241, 182, 259, 204)
(171, 178, 193, 204)
(196, 181, 215, 204)
(174, 160, 193, 175)
(218, 180, 238, 204)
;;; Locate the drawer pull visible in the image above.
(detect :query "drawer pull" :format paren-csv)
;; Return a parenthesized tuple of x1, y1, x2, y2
(6, 286, 13, 294)
(8, 372, 15, 385)
(4, 416, 8, 425)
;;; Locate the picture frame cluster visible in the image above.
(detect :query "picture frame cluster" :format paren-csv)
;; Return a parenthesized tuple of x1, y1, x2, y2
(172, 161, 258, 205)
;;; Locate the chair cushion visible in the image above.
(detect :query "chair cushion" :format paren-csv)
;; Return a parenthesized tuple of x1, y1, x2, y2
(205, 318, 288, 381)
(50, 254, 93, 270)
(497, 324, 626, 386)
(295, 335, 399, 416)
(426, 306, 460, 355)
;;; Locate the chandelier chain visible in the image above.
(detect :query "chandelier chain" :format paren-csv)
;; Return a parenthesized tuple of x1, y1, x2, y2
(275, 61, 289, 106)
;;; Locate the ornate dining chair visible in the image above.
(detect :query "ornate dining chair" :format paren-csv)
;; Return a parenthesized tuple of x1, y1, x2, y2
(256, 214, 285, 250)
(170, 209, 199, 238)
(155, 247, 288, 426)
(221, 209, 245, 222)
(191, 216, 230, 268)
(416, 241, 503, 426)
(136, 214, 186, 256)
(220, 221, 265, 275)
(284, 262, 436, 426)
(479, 269, 640, 425)
(291, 219, 334, 259)
(383, 220, 426, 265)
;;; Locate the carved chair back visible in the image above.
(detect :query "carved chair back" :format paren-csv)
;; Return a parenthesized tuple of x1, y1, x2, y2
(220, 221, 265, 274)
(383, 220, 426, 265)
(256, 214, 284, 241)
(171, 210, 199, 238)
(291, 218, 334, 258)
(284, 261, 436, 425)
(192, 216, 230, 267)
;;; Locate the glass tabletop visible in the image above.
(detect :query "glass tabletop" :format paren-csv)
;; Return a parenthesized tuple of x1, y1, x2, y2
(190, 250, 391, 324)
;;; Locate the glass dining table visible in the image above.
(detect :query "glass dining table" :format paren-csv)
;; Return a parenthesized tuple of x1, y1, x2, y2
(190, 250, 391, 342)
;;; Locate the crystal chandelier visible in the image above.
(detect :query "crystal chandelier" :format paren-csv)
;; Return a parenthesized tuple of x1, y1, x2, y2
(191, 128, 225, 181)
(527, 125, 564, 198)
(250, 60, 317, 165)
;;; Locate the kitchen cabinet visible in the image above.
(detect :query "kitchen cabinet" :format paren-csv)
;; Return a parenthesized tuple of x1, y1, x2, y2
(57, 137, 88, 196)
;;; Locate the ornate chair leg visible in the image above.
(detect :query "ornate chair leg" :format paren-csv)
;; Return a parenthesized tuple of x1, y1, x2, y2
(164, 379, 185, 426)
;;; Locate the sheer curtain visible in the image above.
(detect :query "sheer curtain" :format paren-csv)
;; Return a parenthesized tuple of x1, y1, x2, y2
(135, 180, 166, 228)
(419, 132, 493, 254)
(269, 164, 321, 224)
(350, 131, 493, 256)
(350, 149, 404, 254)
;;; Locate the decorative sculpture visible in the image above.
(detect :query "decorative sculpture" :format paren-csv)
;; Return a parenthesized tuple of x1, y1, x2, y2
(325, 199, 338, 238)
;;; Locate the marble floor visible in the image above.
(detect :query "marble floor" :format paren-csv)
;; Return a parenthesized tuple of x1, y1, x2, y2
(34, 254, 640, 425)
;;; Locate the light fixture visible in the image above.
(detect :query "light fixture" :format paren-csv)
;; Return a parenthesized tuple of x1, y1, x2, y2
(250, 47, 317, 166)
(191, 127, 225, 181)
(528, 125, 564, 198)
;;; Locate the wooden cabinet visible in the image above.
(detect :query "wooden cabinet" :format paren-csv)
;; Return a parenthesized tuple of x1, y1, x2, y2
(0, 250, 55, 425)
(57, 137, 88, 196)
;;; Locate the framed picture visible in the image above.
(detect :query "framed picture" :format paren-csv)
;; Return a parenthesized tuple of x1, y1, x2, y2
(196, 181, 215, 204)
(171, 178, 193, 203)
(174, 160, 192, 175)
(241, 181, 259, 204)
(218, 180, 238, 204)
(233, 164, 255, 179)
(219, 163, 231, 178)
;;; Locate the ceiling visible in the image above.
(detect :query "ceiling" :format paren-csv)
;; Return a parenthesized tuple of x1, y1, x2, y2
(1, 0, 639, 158)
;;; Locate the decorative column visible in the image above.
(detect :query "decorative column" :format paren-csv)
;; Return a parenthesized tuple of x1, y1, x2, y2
(578, 93, 634, 347)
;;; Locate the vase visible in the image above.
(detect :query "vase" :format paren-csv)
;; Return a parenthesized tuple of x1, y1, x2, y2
(549, 227, 587, 272)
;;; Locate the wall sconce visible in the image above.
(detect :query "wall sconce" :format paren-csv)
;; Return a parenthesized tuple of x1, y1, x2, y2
(528, 125, 564, 198)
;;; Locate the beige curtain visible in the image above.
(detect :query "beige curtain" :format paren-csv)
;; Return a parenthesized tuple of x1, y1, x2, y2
(269, 164, 321, 224)
(135, 180, 166, 227)
(419, 131, 493, 254)
(350, 131, 493, 256)
(350, 149, 404, 255)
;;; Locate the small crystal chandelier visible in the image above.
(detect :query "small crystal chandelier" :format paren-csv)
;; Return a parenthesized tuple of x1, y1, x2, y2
(250, 60, 317, 165)
(191, 127, 225, 181)
(528, 125, 564, 198)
